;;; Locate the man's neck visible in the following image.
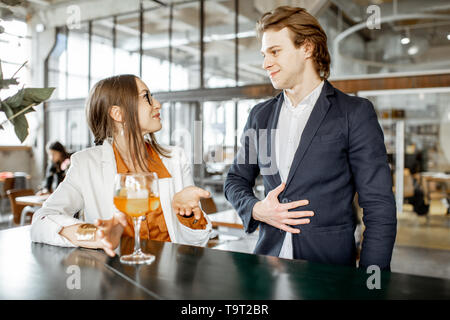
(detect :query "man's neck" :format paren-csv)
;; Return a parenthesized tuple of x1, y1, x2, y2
(284, 73, 322, 107)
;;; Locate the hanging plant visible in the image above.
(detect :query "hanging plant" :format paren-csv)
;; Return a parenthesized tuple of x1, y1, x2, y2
(0, 59, 55, 142)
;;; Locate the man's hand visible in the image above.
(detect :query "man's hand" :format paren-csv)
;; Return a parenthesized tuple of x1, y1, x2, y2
(94, 211, 128, 257)
(252, 183, 313, 233)
(172, 186, 211, 220)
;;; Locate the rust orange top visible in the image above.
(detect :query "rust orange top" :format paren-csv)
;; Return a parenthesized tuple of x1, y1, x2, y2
(113, 142, 207, 242)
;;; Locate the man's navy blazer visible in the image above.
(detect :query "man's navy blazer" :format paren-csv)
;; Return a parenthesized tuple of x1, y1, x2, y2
(224, 80, 397, 270)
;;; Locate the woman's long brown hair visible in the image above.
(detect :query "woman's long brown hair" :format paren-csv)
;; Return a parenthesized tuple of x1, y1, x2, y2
(86, 74, 171, 172)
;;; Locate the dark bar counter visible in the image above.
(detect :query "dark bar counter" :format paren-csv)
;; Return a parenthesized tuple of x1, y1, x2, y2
(0, 226, 449, 300)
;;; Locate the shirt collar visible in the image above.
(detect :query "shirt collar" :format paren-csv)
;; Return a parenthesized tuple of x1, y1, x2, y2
(283, 80, 324, 111)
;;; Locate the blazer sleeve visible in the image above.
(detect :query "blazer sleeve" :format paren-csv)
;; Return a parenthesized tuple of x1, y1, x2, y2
(178, 146, 194, 188)
(348, 99, 397, 270)
(30, 153, 85, 247)
(224, 109, 261, 234)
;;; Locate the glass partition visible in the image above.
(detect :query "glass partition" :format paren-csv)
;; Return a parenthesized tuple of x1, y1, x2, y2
(115, 13, 140, 78)
(204, 0, 236, 88)
(91, 18, 114, 86)
(169, 1, 201, 90)
(360, 88, 450, 214)
(67, 23, 90, 99)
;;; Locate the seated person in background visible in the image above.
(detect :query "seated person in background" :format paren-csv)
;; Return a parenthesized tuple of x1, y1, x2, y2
(31, 74, 212, 256)
(37, 141, 71, 195)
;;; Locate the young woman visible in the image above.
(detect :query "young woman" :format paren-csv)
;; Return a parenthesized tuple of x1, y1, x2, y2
(31, 75, 213, 257)
(37, 141, 71, 195)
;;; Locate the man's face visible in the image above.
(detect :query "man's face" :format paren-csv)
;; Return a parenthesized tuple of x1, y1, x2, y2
(260, 27, 309, 90)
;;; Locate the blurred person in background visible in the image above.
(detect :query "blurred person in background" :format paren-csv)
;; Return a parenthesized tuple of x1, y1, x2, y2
(37, 141, 71, 195)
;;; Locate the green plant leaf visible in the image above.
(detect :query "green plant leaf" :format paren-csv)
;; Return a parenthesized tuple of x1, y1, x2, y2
(0, 101, 14, 120)
(22, 87, 55, 105)
(12, 113, 28, 143)
(0, 59, 55, 142)
(4, 88, 24, 108)
(0, 78, 19, 89)
(1, 0, 24, 6)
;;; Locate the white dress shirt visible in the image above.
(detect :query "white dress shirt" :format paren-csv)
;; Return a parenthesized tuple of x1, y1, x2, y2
(276, 81, 324, 259)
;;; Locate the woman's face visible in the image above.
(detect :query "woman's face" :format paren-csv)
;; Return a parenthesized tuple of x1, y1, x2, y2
(135, 78, 162, 135)
(49, 150, 63, 163)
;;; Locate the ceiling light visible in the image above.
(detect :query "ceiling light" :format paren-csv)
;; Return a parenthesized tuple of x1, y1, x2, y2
(400, 28, 411, 45)
(400, 36, 410, 45)
(447, 34, 450, 40)
(35, 23, 44, 33)
(408, 46, 419, 55)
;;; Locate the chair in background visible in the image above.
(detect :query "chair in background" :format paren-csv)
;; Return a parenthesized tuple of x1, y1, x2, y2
(6, 189, 35, 225)
(12, 173, 28, 189)
(0, 177, 16, 216)
(0, 173, 30, 215)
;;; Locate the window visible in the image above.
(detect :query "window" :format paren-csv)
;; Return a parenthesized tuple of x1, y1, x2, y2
(67, 108, 88, 151)
(203, 100, 236, 174)
(168, 1, 201, 90)
(237, 1, 269, 86)
(204, 0, 236, 88)
(47, 28, 68, 100)
(67, 23, 89, 98)
(47, 110, 67, 144)
(115, 13, 140, 77)
(91, 18, 114, 86)
(153, 102, 171, 146)
(142, 8, 170, 91)
(0, 19, 33, 146)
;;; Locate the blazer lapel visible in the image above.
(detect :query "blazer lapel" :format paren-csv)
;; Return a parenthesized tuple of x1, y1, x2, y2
(100, 139, 117, 219)
(264, 93, 283, 187)
(284, 81, 334, 190)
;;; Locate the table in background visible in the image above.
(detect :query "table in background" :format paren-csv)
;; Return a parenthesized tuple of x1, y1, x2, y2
(0, 226, 449, 299)
(208, 209, 243, 229)
(0, 172, 31, 183)
(15, 194, 49, 207)
(421, 172, 450, 203)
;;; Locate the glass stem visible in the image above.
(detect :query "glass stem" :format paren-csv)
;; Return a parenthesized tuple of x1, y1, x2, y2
(133, 217, 142, 255)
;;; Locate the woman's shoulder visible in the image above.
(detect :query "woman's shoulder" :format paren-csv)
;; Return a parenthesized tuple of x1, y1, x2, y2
(70, 144, 107, 164)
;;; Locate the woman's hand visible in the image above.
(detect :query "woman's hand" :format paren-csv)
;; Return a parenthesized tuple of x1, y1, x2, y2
(94, 211, 128, 257)
(172, 186, 210, 220)
(59, 211, 127, 257)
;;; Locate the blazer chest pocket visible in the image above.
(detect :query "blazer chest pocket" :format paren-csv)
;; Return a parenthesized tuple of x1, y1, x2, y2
(314, 133, 344, 144)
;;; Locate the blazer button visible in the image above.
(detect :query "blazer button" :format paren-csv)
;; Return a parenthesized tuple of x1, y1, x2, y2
(281, 198, 289, 203)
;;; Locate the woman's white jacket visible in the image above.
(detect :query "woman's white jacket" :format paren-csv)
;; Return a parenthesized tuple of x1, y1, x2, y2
(30, 139, 212, 248)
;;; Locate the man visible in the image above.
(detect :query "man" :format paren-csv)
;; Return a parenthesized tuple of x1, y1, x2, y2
(224, 6, 396, 270)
